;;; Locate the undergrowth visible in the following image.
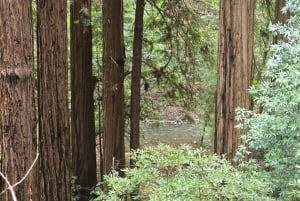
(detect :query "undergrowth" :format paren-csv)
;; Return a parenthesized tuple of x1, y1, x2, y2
(90, 144, 273, 201)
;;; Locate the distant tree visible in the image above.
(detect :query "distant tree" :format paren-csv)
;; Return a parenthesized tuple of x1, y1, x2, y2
(130, 0, 145, 156)
(215, 0, 255, 161)
(70, 0, 97, 200)
(36, 0, 71, 200)
(274, 0, 289, 43)
(102, 0, 126, 174)
(0, 1, 35, 200)
(275, 0, 289, 23)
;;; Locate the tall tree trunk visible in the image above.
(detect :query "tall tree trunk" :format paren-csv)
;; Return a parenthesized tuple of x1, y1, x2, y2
(102, 0, 125, 174)
(0, 1, 35, 200)
(36, 0, 71, 200)
(215, 0, 255, 162)
(130, 0, 145, 157)
(71, 0, 97, 200)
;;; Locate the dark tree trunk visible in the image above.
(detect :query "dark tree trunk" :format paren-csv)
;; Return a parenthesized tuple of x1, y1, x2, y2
(130, 0, 145, 156)
(36, 0, 71, 200)
(102, 0, 126, 174)
(0, 1, 35, 200)
(274, 0, 289, 43)
(71, 0, 97, 200)
(215, 0, 255, 162)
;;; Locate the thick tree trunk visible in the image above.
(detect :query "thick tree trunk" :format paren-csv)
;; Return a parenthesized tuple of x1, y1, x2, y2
(215, 0, 254, 162)
(102, 0, 126, 174)
(71, 0, 97, 200)
(130, 0, 145, 156)
(0, 1, 35, 200)
(36, 0, 71, 200)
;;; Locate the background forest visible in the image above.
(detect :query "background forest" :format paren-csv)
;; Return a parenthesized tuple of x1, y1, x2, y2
(0, 0, 299, 201)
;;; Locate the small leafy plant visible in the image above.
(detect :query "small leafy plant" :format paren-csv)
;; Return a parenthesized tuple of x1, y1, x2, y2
(71, 176, 80, 201)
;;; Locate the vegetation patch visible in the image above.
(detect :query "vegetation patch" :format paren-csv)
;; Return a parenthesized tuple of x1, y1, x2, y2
(91, 144, 274, 201)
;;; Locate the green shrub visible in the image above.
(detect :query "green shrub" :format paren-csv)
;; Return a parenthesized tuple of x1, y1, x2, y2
(91, 144, 273, 201)
(236, 0, 300, 199)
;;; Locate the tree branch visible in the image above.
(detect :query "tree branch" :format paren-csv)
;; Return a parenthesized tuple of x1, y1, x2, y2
(0, 153, 39, 200)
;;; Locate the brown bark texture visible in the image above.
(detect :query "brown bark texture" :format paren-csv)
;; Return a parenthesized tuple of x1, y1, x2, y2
(36, 0, 71, 200)
(274, 0, 289, 43)
(0, 1, 35, 200)
(215, 0, 254, 162)
(130, 0, 145, 154)
(71, 0, 97, 200)
(102, 0, 126, 175)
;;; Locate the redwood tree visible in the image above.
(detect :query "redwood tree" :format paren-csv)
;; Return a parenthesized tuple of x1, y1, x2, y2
(130, 0, 145, 155)
(102, 0, 126, 174)
(215, 0, 255, 161)
(0, 1, 35, 200)
(71, 0, 97, 200)
(36, 0, 71, 200)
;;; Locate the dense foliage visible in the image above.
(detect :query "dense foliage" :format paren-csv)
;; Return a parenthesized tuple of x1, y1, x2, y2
(91, 144, 273, 201)
(91, 0, 218, 131)
(236, 0, 300, 199)
(86, 0, 300, 200)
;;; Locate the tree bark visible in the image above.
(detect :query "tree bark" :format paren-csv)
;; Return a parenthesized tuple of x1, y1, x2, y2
(274, 0, 289, 43)
(36, 0, 71, 200)
(71, 0, 97, 200)
(215, 0, 255, 162)
(0, 1, 35, 200)
(102, 0, 126, 174)
(130, 0, 145, 156)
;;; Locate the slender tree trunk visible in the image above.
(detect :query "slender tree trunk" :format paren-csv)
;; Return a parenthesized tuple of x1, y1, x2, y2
(71, 0, 97, 200)
(36, 0, 71, 200)
(215, 0, 255, 162)
(0, 1, 35, 200)
(102, 0, 125, 174)
(130, 0, 145, 156)
(275, 0, 288, 24)
(274, 0, 289, 43)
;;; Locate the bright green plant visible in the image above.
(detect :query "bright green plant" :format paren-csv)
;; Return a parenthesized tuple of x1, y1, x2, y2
(236, 0, 300, 199)
(91, 144, 273, 201)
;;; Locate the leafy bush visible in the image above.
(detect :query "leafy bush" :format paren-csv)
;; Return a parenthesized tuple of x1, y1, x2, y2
(236, 0, 300, 199)
(91, 144, 273, 201)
